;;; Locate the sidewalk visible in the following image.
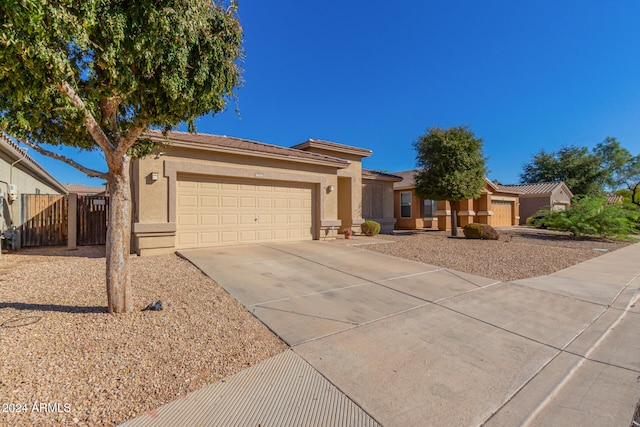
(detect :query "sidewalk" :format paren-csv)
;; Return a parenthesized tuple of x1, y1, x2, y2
(123, 241, 640, 426)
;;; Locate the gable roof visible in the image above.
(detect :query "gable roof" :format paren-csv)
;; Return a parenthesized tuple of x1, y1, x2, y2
(0, 133, 68, 194)
(498, 182, 573, 198)
(362, 169, 403, 182)
(292, 139, 372, 158)
(145, 130, 350, 168)
(391, 170, 418, 190)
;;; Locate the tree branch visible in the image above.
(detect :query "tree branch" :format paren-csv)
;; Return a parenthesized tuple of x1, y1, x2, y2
(114, 123, 147, 159)
(56, 81, 116, 152)
(18, 138, 109, 180)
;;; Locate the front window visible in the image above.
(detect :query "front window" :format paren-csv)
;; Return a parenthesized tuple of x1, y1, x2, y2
(421, 199, 436, 217)
(400, 192, 412, 218)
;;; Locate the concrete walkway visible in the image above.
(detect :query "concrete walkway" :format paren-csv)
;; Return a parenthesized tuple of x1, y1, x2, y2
(124, 240, 640, 426)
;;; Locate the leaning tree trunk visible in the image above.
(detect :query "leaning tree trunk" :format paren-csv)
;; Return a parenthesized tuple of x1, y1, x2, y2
(105, 155, 133, 313)
(450, 200, 458, 237)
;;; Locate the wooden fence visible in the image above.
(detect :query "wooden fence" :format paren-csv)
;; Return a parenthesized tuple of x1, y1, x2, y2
(77, 195, 109, 246)
(19, 193, 109, 248)
(20, 194, 68, 247)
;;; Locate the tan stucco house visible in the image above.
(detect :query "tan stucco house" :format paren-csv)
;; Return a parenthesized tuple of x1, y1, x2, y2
(392, 170, 521, 230)
(497, 182, 573, 224)
(0, 133, 67, 241)
(361, 169, 402, 233)
(131, 131, 385, 255)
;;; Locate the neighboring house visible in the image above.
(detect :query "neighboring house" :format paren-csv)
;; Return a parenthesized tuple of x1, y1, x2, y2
(131, 131, 377, 255)
(392, 170, 439, 230)
(64, 183, 107, 196)
(0, 133, 67, 244)
(361, 169, 402, 233)
(392, 170, 521, 230)
(606, 194, 624, 204)
(497, 182, 573, 225)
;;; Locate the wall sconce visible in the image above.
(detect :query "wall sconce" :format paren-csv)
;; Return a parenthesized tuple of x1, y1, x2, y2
(151, 172, 159, 181)
(326, 185, 335, 193)
(155, 151, 164, 159)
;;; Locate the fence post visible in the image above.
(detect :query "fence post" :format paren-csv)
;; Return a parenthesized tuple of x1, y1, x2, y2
(67, 193, 77, 249)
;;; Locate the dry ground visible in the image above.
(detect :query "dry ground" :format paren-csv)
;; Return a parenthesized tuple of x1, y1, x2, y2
(364, 226, 634, 281)
(0, 228, 634, 426)
(0, 247, 286, 427)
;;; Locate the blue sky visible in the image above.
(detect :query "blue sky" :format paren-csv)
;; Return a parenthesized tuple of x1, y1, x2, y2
(25, 0, 640, 187)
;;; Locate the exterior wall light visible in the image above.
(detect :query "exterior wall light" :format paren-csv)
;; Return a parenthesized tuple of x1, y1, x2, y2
(151, 172, 159, 181)
(327, 185, 335, 193)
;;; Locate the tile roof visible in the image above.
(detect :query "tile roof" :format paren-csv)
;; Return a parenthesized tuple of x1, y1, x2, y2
(145, 130, 349, 168)
(291, 139, 372, 157)
(362, 169, 403, 181)
(498, 182, 573, 197)
(607, 194, 624, 204)
(391, 170, 418, 189)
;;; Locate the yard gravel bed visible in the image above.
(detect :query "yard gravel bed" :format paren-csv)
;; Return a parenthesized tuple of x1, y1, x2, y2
(0, 247, 287, 427)
(362, 227, 633, 281)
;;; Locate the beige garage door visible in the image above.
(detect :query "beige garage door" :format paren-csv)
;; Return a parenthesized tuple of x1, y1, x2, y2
(492, 201, 513, 226)
(176, 175, 314, 248)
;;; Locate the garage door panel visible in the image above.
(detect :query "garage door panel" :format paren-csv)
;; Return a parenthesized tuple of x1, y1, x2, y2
(492, 201, 512, 226)
(200, 196, 219, 207)
(176, 176, 314, 248)
(221, 214, 238, 225)
(221, 197, 237, 207)
(221, 231, 238, 242)
(200, 214, 219, 225)
(178, 214, 198, 226)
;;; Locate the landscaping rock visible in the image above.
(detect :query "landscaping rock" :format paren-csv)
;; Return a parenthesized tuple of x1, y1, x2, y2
(463, 223, 500, 240)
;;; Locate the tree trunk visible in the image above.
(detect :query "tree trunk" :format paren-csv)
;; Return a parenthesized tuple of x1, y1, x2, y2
(105, 156, 133, 313)
(450, 200, 458, 237)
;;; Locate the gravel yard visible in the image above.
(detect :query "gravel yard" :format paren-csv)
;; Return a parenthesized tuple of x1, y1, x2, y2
(0, 228, 634, 426)
(363, 227, 634, 281)
(0, 247, 286, 427)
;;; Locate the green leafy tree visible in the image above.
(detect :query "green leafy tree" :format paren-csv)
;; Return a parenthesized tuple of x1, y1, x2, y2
(413, 125, 487, 237)
(520, 145, 605, 196)
(0, 0, 243, 313)
(521, 138, 638, 197)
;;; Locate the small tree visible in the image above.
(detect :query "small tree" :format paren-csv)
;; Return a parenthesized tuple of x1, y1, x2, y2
(0, 1, 243, 313)
(413, 125, 487, 237)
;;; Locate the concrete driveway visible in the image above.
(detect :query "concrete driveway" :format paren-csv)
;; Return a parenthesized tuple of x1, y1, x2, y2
(139, 240, 640, 426)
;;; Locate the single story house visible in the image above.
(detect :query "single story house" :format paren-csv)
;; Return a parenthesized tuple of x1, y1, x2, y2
(361, 169, 402, 233)
(497, 182, 573, 225)
(0, 133, 67, 243)
(392, 170, 521, 230)
(131, 131, 395, 255)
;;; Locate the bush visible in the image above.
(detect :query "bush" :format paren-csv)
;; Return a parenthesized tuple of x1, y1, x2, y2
(463, 223, 500, 240)
(360, 220, 381, 236)
(530, 196, 639, 239)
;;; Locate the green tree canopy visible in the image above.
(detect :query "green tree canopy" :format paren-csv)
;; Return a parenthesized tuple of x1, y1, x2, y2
(0, 0, 243, 313)
(520, 138, 638, 197)
(413, 125, 487, 236)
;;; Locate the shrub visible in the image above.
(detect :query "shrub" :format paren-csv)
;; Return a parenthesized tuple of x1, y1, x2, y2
(361, 220, 381, 236)
(463, 223, 500, 240)
(531, 196, 639, 239)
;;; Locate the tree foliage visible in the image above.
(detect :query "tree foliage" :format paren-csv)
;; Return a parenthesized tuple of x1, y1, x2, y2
(530, 196, 639, 239)
(413, 125, 487, 236)
(0, 0, 243, 313)
(520, 138, 638, 197)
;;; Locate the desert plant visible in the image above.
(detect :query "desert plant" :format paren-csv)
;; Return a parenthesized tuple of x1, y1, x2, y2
(463, 223, 500, 240)
(530, 196, 639, 239)
(361, 220, 381, 236)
